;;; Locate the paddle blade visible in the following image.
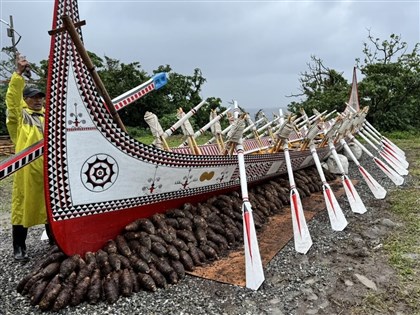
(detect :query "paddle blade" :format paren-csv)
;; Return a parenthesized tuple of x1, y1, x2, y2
(358, 165, 387, 199)
(290, 189, 313, 254)
(381, 138, 405, 157)
(242, 202, 265, 290)
(322, 184, 348, 231)
(382, 141, 406, 161)
(342, 175, 367, 214)
(373, 157, 404, 186)
(382, 145, 409, 168)
(379, 151, 408, 176)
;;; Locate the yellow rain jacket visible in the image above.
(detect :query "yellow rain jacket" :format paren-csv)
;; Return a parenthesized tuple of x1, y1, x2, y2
(6, 73, 46, 227)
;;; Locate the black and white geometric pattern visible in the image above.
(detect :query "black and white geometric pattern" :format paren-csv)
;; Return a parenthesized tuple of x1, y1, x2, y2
(0, 141, 44, 180)
(44, 0, 334, 222)
(81, 154, 118, 192)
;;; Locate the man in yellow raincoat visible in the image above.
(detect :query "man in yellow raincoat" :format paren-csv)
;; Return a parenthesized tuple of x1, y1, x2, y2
(6, 56, 51, 261)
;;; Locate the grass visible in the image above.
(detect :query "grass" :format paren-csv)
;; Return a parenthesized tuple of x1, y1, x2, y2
(386, 189, 420, 276)
(125, 126, 213, 147)
(351, 132, 420, 314)
(384, 135, 420, 288)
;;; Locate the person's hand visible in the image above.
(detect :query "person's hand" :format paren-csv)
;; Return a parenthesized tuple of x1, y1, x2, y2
(16, 54, 30, 76)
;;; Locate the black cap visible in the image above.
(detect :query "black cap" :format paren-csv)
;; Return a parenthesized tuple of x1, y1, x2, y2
(23, 87, 45, 98)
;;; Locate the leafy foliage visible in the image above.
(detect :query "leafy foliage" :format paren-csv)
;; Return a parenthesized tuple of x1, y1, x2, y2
(0, 50, 227, 136)
(357, 33, 420, 132)
(287, 55, 350, 116)
(1, 31, 419, 136)
(0, 45, 48, 135)
(0, 47, 16, 80)
(288, 33, 420, 132)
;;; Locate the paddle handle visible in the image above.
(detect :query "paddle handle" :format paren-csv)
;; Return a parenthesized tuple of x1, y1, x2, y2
(309, 144, 327, 183)
(236, 144, 249, 199)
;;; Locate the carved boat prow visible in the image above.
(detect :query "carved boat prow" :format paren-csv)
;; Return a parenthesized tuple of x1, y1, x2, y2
(44, 1, 332, 256)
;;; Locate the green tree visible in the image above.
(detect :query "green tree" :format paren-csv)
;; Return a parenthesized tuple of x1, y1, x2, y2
(0, 46, 47, 87)
(97, 59, 215, 132)
(287, 55, 349, 116)
(0, 47, 16, 80)
(287, 33, 420, 133)
(157, 66, 207, 131)
(357, 32, 420, 132)
(0, 49, 223, 137)
(148, 65, 226, 132)
(95, 54, 150, 127)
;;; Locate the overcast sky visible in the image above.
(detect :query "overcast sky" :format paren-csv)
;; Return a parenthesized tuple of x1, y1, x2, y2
(1, 0, 419, 112)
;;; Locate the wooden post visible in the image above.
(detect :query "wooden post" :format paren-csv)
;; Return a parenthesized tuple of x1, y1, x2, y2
(61, 15, 126, 132)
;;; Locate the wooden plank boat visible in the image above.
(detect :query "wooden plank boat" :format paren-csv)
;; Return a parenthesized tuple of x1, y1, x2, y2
(2, 0, 410, 270)
(3, 0, 411, 297)
(41, 0, 338, 256)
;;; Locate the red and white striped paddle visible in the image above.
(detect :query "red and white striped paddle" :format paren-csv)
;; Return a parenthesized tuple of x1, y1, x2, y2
(236, 144, 265, 290)
(339, 139, 387, 199)
(360, 128, 409, 169)
(328, 141, 367, 214)
(283, 141, 313, 254)
(310, 144, 348, 231)
(347, 135, 404, 186)
(357, 131, 408, 176)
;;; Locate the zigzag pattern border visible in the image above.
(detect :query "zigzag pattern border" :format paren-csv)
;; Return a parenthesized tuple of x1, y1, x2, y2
(44, 0, 329, 222)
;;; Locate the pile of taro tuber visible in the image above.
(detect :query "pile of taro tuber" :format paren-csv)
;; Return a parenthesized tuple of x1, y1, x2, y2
(17, 166, 336, 311)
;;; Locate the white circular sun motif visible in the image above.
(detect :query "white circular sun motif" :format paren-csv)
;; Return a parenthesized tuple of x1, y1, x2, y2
(81, 154, 118, 192)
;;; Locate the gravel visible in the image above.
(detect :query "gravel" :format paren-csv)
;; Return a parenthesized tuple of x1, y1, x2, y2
(0, 151, 410, 315)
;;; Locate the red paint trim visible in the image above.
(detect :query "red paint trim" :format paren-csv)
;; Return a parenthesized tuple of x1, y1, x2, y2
(344, 178, 355, 199)
(0, 141, 43, 170)
(358, 166, 375, 186)
(244, 211, 252, 260)
(325, 187, 336, 215)
(291, 192, 302, 235)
